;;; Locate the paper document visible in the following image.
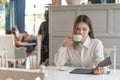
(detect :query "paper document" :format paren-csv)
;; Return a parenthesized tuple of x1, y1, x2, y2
(70, 57, 112, 74)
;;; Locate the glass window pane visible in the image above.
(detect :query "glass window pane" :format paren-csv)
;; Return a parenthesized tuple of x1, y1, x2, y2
(0, 5, 5, 34)
(25, 0, 51, 35)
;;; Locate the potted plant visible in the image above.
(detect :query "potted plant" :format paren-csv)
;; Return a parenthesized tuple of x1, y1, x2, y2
(0, 0, 9, 16)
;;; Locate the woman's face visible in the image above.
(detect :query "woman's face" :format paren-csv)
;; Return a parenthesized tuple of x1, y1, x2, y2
(75, 22, 90, 42)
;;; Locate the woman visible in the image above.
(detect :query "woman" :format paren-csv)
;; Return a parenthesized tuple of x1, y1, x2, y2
(54, 15, 105, 75)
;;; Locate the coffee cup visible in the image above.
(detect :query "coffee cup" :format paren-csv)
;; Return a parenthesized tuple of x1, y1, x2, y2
(73, 35, 82, 42)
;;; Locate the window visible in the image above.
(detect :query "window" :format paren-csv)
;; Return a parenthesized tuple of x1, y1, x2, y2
(25, 0, 51, 35)
(0, 5, 5, 34)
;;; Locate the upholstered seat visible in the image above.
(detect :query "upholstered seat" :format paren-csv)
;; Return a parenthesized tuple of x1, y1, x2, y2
(104, 45, 117, 69)
(0, 35, 27, 68)
(0, 49, 8, 67)
(30, 35, 41, 68)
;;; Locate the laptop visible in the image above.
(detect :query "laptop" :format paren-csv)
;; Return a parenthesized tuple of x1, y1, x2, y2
(70, 57, 112, 74)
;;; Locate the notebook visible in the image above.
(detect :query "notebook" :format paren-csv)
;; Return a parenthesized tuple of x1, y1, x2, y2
(70, 57, 112, 74)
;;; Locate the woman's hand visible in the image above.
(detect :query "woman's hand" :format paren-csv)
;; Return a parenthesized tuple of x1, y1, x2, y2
(93, 67, 104, 75)
(62, 36, 74, 47)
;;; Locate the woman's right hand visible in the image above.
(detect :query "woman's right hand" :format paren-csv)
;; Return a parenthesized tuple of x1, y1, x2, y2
(62, 36, 74, 47)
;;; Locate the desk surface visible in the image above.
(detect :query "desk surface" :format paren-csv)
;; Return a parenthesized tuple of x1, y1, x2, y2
(0, 66, 120, 80)
(19, 42, 36, 46)
(46, 66, 120, 80)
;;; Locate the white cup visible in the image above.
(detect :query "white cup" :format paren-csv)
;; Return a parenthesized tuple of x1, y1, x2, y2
(73, 35, 82, 42)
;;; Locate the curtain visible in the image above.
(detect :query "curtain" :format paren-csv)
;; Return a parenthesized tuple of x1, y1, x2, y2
(5, 0, 25, 33)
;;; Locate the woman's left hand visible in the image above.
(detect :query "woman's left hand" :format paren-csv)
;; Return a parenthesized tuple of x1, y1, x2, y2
(93, 67, 104, 75)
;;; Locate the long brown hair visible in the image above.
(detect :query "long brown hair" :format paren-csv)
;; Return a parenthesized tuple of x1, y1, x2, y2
(73, 15, 95, 49)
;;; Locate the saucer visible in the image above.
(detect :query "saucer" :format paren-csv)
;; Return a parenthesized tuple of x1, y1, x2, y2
(56, 66, 70, 71)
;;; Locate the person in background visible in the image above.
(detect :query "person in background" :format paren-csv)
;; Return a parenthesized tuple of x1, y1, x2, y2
(21, 31, 36, 56)
(12, 25, 20, 37)
(12, 32, 21, 47)
(21, 31, 32, 42)
(54, 15, 105, 75)
(38, 10, 49, 65)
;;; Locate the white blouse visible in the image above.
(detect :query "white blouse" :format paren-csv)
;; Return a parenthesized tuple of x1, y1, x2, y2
(54, 36, 104, 68)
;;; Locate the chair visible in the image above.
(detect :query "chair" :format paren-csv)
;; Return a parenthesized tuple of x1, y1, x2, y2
(0, 49, 8, 67)
(0, 68, 47, 80)
(30, 35, 41, 68)
(104, 45, 117, 69)
(0, 35, 27, 68)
